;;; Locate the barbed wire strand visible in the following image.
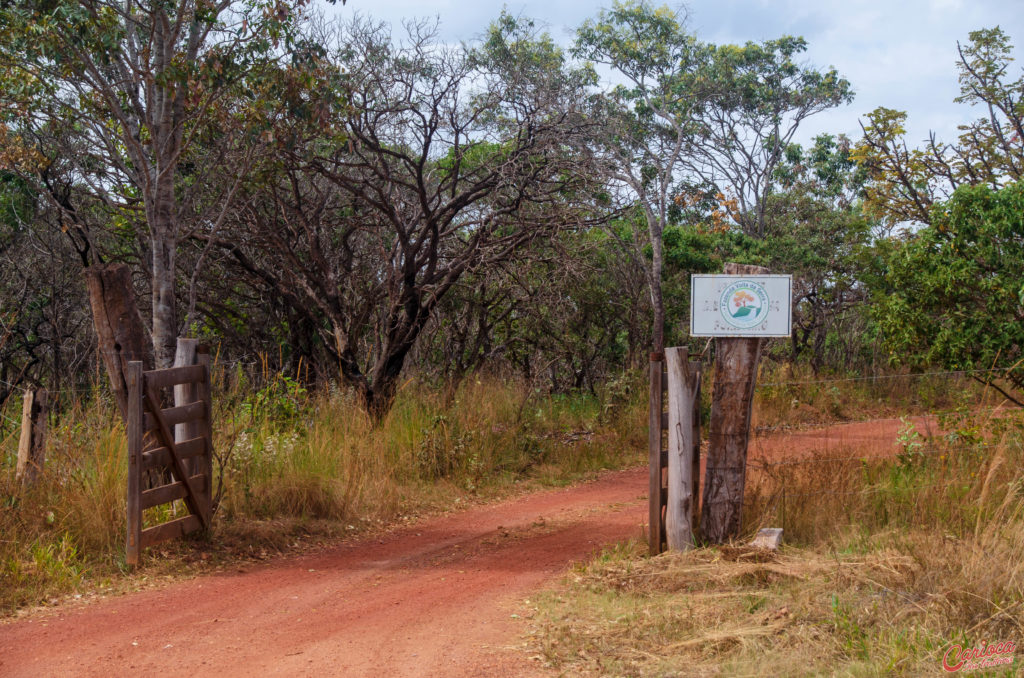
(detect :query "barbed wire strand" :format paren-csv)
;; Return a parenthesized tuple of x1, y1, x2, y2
(756, 367, 1016, 389)
(747, 441, 1008, 469)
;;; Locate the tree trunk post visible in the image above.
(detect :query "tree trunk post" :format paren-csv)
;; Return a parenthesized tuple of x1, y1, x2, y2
(665, 347, 700, 551)
(84, 263, 151, 419)
(648, 352, 665, 556)
(16, 388, 48, 484)
(701, 262, 769, 544)
(691, 359, 703, 538)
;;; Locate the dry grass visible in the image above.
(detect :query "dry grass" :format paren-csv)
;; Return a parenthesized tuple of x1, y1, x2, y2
(529, 410, 1024, 677)
(750, 365, 990, 431)
(0, 371, 648, 615)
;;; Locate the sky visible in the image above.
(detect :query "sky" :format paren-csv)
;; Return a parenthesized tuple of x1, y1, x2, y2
(326, 0, 1024, 149)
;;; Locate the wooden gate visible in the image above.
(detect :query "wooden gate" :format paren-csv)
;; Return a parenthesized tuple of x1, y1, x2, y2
(124, 353, 213, 566)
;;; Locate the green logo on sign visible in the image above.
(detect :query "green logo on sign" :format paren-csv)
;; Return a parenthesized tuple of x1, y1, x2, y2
(720, 280, 770, 329)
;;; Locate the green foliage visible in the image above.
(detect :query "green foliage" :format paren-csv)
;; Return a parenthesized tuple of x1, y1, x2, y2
(854, 27, 1024, 229)
(871, 181, 1024, 399)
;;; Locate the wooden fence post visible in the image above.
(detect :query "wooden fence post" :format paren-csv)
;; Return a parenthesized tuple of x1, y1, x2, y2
(125, 361, 143, 567)
(16, 388, 48, 484)
(196, 346, 213, 525)
(648, 352, 665, 556)
(702, 262, 769, 543)
(665, 348, 701, 550)
(691, 369, 702, 538)
(173, 338, 200, 476)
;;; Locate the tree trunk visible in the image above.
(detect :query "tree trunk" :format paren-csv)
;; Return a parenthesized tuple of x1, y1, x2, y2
(701, 262, 768, 544)
(84, 263, 152, 419)
(150, 215, 178, 369)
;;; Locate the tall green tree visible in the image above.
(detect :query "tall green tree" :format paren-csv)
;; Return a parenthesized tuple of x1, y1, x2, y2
(574, 0, 705, 353)
(0, 0, 327, 366)
(575, 1, 851, 352)
(870, 181, 1024, 404)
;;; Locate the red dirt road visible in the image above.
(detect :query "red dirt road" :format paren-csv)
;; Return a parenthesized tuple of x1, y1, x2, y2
(0, 417, 921, 678)
(0, 468, 648, 678)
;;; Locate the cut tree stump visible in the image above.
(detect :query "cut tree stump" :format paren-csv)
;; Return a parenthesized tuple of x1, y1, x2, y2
(16, 388, 48, 484)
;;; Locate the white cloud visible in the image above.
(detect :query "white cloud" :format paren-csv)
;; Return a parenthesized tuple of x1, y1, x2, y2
(326, 0, 1024, 145)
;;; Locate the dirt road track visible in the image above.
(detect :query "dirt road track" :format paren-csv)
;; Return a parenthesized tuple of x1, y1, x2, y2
(0, 416, 920, 677)
(0, 468, 648, 678)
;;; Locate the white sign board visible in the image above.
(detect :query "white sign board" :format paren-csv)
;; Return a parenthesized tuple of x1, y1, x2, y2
(690, 274, 792, 337)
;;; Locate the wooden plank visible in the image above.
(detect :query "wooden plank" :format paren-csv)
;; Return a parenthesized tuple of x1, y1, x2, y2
(125, 362, 144, 567)
(143, 381, 210, 529)
(140, 474, 208, 510)
(143, 400, 204, 432)
(145, 364, 207, 391)
(141, 436, 207, 471)
(648, 354, 665, 556)
(666, 347, 699, 551)
(140, 514, 202, 548)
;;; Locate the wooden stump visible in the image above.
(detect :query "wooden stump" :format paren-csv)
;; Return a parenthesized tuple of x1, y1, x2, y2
(16, 388, 48, 484)
(701, 262, 768, 544)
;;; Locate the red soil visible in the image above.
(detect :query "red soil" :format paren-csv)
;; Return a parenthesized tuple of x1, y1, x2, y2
(0, 416, 921, 677)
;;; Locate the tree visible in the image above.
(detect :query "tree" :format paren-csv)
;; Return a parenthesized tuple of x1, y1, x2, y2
(575, 1, 851, 353)
(0, 0, 323, 366)
(854, 27, 1023, 231)
(762, 134, 873, 370)
(213, 15, 603, 419)
(574, 0, 706, 353)
(869, 181, 1024, 404)
(686, 37, 853, 239)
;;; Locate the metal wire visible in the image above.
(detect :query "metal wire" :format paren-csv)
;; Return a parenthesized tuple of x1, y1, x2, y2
(756, 367, 1017, 389)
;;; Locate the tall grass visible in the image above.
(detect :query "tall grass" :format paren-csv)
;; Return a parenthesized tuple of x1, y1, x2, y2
(532, 407, 1024, 676)
(0, 370, 648, 615)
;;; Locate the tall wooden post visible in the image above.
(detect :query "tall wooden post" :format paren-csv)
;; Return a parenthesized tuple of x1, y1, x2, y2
(648, 352, 666, 556)
(196, 346, 214, 524)
(665, 347, 701, 551)
(691, 372, 702, 536)
(16, 388, 48, 484)
(173, 338, 199, 475)
(702, 262, 769, 543)
(125, 362, 144, 567)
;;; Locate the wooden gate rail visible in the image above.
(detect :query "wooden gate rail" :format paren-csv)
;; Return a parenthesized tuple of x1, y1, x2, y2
(125, 352, 213, 566)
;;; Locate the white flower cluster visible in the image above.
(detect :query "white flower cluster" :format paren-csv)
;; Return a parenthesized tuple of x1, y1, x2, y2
(227, 430, 299, 475)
